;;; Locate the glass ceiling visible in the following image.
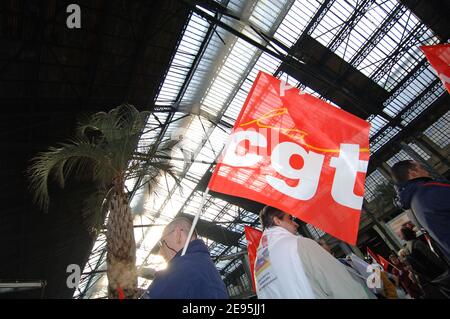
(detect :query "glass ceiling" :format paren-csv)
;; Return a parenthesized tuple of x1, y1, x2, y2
(74, 0, 446, 298)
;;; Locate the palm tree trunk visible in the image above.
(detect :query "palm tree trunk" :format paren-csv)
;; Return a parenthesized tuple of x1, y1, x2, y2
(106, 189, 138, 299)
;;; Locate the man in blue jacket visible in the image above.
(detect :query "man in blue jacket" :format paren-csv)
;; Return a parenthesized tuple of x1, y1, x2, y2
(391, 160, 450, 263)
(144, 217, 228, 299)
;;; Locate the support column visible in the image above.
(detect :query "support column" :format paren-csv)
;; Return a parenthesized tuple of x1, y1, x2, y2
(372, 221, 401, 252)
(363, 203, 400, 252)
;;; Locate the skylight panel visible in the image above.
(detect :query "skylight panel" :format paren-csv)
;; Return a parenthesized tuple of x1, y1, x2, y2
(249, 0, 285, 33)
(364, 169, 389, 202)
(155, 13, 209, 106)
(386, 149, 414, 167)
(370, 126, 401, 153)
(423, 111, 450, 148)
(362, 9, 438, 91)
(401, 83, 445, 126)
(368, 114, 389, 138)
(273, 0, 322, 46)
(311, 0, 355, 46)
(383, 63, 442, 119)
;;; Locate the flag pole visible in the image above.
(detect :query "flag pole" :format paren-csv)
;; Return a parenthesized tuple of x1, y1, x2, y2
(180, 115, 222, 256)
(181, 187, 210, 256)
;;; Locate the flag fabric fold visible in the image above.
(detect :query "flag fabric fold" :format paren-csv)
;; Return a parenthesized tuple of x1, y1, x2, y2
(208, 71, 370, 244)
(377, 254, 390, 272)
(420, 43, 450, 94)
(244, 226, 263, 292)
(367, 247, 380, 264)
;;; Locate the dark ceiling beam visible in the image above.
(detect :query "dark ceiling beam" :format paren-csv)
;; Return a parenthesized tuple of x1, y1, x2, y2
(288, 0, 377, 108)
(124, 1, 185, 106)
(196, 169, 264, 215)
(399, 0, 450, 41)
(310, 1, 405, 108)
(273, 0, 332, 74)
(180, 213, 242, 246)
(281, 35, 389, 118)
(1, 0, 192, 298)
(80, 0, 110, 110)
(148, 213, 242, 255)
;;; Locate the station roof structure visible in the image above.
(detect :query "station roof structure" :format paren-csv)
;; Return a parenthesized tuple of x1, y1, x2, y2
(1, 0, 448, 298)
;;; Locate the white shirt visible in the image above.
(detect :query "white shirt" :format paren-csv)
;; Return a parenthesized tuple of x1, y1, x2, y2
(254, 227, 315, 299)
(255, 227, 372, 299)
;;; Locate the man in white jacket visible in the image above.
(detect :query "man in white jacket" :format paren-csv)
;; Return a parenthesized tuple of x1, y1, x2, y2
(254, 206, 373, 299)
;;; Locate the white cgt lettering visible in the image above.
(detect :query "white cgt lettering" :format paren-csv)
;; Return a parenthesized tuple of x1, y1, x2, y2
(267, 142, 324, 200)
(222, 131, 267, 167)
(329, 144, 368, 210)
(221, 131, 367, 209)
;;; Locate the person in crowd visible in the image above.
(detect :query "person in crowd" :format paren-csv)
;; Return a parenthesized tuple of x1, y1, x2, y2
(400, 221, 428, 246)
(365, 256, 398, 299)
(400, 226, 449, 298)
(391, 160, 450, 263)
(402, 221, 416, 231)
(389, 253, 423, 298)
(254, 206, 372, 299)
(340, 254, 378, 299)
(398, 249, 423, 287)
(143, 217, 228, 299)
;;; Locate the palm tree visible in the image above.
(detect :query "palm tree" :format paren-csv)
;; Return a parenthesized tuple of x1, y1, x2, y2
(27, 103, 179, 299)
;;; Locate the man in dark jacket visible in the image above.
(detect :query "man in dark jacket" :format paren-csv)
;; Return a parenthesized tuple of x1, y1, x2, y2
(391, 160, 450, 263)
(143, 217, 228, 299)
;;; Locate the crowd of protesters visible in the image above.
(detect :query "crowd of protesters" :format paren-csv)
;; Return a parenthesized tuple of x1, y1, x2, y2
(140, 160, 448, 299)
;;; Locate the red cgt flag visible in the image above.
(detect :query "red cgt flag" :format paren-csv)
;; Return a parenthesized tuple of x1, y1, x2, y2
(420, 43, 450, 94)
(366, 247, 379, 264)
(244, 226, 263, 292)
(208, 71, 370, 244)
(378, 254, 390, 272)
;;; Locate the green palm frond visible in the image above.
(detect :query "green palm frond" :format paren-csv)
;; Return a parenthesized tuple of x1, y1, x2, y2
(27, 137, 114, 212)
(127, 138, 181, 197)
(28, 103, 180, 221)
(81, 187, 114, 234)
(78, 104, 149, 141)
(27, 103, 182, 299)
(77, 104, 151, 172)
